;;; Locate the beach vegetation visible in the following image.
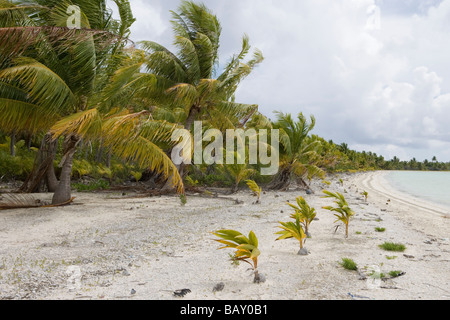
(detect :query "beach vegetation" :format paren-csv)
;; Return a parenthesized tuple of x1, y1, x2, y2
(246, 180, 262, 204)
(388, 270, 405, 278)
(267, 112, 324, 191)
(339, 258, 358, 271)
(72, 180, 110, 192)
(322, 190, 355, 238)
(0, 0, 185, 205)
(286, 196, 317, 238)
(379, 242, 406, 252)
(375, 227, 386, 232)
(220, 152, 256, 193)
(212, 229, 263, 283)
(185, 176, 199, 187)
(362, 191, 368, 202)
(275, 212, 307, 255)
(1, 0, 450, 212)
(180, 194, 187, 206)
(130, 171, 143, 182)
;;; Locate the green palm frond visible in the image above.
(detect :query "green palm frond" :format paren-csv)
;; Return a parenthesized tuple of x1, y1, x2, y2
(0, 57, 76, 114)
(51, 108, 102, 140)
(174, 35, 201, 82)
(0, 1, 47, 28)
(101, 111, 184, 193)
(246, 179, 262, 202)
(0, 98, 54, 134)
(166, 83, 199, 108)
(212, 229, 260, 269)
(275, 213, 306, 249)
(322, 190, 355, 238)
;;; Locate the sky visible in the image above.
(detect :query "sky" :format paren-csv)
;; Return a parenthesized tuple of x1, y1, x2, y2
(110, 0, 450, 162)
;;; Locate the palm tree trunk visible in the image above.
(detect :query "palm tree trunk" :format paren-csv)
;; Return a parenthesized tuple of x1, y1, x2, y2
(161, 106, 199, 192)
(26, 134, 33, 152)
(96, 140, 103, 163)
(231, 181, 239, 194)
(19, 133, 56, 193)
(267, 167, 292, 190)
(184, 106, 199, 131)
(106, 149, 112, 168)
(45, 141, 58, 192)
(10, 132, 16, 157)
(52, 135, 80, 205)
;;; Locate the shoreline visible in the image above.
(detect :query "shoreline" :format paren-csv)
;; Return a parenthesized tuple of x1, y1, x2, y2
(0, 171, 449, 300)
(354, 171, 450, 238)
(364, 170, 450, 215)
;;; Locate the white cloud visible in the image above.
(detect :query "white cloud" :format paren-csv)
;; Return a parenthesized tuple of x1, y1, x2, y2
(123, 0, 450, 161)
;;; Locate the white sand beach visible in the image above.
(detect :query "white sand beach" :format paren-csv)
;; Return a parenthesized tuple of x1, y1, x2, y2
(0, 171, 449, 300)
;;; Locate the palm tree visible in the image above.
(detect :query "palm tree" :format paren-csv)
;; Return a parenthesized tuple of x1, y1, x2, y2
(267, 112, 324, 190)
(0, 1, 184, 204)
(95, 1, 264, 190)
(221, 151, 256, 193)
(134, 1, 263, 187)
(137, 1, 263, 131)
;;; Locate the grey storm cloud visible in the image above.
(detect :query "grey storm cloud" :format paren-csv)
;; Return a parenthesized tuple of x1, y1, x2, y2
(112, 0, 450, 162)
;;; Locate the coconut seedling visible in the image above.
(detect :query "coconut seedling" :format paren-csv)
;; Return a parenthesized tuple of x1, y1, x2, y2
(286, 196, 317, 238)
(212, 229, 264, 283)
(275, 213, 308, 255)
(322, 190, 355, 238)
(246, 180, 262, 204)
(362, 191, 368, 202)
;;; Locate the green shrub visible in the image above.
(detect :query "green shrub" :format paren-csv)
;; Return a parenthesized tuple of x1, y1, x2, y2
(72, 180, 110, 192)
(0, 149, 35, 180)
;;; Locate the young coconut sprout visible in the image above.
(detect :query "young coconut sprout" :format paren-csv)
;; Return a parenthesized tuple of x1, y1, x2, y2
(212, 230, 264, 283)
(322, 190, 355, 238)
(246, 180, 262, 204)
(286, 196, 317, 238)
(275, 213, 308, 255)
(362, 191, 368, 202)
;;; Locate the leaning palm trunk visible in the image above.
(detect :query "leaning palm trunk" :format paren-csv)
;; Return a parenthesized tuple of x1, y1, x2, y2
(267, 167, 292, 191)
(52, 135, 80, 205)
(19, 133, 58, 193)
(46, 154, 59, 192)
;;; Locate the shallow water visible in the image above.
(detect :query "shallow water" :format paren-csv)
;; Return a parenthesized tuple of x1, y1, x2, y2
(385, 171, 450, 209)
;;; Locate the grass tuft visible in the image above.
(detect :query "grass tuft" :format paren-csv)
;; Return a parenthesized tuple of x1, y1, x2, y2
(389, 270, 404, 278)
(339, 258, 358, 271)
(379, 242, 406, 252)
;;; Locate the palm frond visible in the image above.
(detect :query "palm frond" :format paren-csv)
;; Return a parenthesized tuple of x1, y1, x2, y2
(0, 57, 76, 114)
(51, 108, 102, 140)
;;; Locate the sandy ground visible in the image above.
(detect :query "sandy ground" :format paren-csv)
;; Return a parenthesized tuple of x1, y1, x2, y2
(0, 171, 449, 300)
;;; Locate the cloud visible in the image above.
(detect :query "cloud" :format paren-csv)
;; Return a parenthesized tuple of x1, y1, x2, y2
(122, 0, 450, 161)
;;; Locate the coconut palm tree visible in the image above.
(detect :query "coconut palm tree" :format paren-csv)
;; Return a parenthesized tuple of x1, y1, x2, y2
(267, 111, 324, 190)
(0, 0, 184, 204)
(102, 1, 264, 188)
(137, 1, 264, 132)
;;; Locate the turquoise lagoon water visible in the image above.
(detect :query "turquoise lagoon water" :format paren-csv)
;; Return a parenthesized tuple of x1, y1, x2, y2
(385, 171, 450, 209)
